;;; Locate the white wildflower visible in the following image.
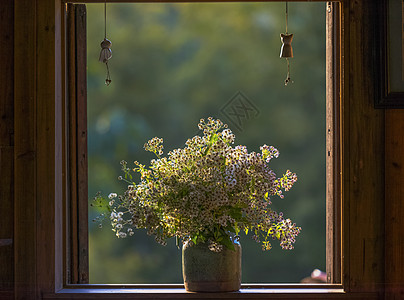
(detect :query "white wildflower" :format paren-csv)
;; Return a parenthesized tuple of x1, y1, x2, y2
(108, 193, 117, 199)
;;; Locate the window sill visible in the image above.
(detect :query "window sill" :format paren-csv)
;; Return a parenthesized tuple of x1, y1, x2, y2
(42, 284, 379, 299)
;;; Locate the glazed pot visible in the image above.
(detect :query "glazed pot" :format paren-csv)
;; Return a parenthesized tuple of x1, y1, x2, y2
(182, 239, 241, 292)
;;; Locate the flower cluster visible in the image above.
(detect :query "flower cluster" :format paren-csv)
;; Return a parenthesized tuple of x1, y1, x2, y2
(101, 117, 301, 252)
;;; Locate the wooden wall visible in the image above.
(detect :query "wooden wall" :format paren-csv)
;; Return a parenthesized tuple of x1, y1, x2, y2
(344, 1, 385, 295)
(0, 0, 403, 299)
(0, 0, 14, 299)
(385, 110, 404, 300)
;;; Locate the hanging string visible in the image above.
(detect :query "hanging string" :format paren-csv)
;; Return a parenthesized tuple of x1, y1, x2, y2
(104, 0, 107, 39)
(105, 58, 112, 85)
(285, 58, 292, 85)
(99, 0, 112, 86)
(284, 1, 291, 85)
(280, 1, 293, 86)
(285, 1, 288, 34)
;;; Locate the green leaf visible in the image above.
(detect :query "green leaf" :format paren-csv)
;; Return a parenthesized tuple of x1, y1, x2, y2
(225, 225, 236, 233)
(220, 235, 236, 251)
(228, 207, 242, 220)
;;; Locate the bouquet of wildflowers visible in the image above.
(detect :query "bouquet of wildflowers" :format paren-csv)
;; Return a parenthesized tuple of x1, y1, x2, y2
(97, 118, 301, 252)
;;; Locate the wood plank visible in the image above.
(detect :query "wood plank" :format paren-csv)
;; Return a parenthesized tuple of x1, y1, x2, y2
(326, 2, 342, 285)
(345, 0, 385, 294)
(0, 291, 14, 300)
(55, 0, 64, 292)
(42, 289, 380, 300)
(0, 147, 14, 291)
(14, 0, 38, 299)
(35, 0, 63, 294)
(15, 0, 63, 297)
(0, 0, 14, 295)
(66, 2, 79, 285)
(36, 0, 57, 291)
(0, 0, 14, 147)
(342, 1, 351, 292)
(385, 109, 404, 300)
(75, 4, 89, 284)
(67, 3, 89, 284)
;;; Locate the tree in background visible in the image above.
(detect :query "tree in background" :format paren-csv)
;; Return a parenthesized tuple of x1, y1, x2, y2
(87, 2, 326, 283)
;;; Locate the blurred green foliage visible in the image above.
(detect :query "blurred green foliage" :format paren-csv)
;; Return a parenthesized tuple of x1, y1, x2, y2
(87, 2, 326, 284)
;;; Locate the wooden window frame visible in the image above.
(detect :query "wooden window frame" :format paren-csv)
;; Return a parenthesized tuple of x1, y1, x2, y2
(13, 0, 385, 299)
(66, 3, 89, 285)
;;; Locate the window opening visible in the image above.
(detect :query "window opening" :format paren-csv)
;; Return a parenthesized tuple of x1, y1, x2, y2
(85, 2, 327, 284)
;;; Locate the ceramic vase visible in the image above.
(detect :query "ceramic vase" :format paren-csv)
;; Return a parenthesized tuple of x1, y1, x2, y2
(182, 239, 241, 292)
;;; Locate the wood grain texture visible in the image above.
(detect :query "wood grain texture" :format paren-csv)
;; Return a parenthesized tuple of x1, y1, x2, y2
(326, 2, 342, 285)
(75, 4, 89, 284)
(14, 0, 62, 297)
(385, 109, 404, 300)
(36, 0, 57, 293)
(67, 3, 89, 284)
(14, 0, 38, 299)
(0, 147, 14, 291)
(344, 0, 385, 295)
(66, 3, 79, 285)
(36, 0, 64, 294)
(0, 291, 14, 300)
(0, 0, 14, 148)
(55, 1, 64, 292)
(0, 0, 14, 294)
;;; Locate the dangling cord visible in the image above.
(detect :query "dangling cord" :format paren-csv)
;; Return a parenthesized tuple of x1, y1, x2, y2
(99, 0, 112, 85)
(284, 1, 293, 86)
(285, 1, 288, 35)
(104, 0, 107, 39)
(285, 58, 293, 86)
(105, 62, 111, 85)
(104, 0, 111, 85)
